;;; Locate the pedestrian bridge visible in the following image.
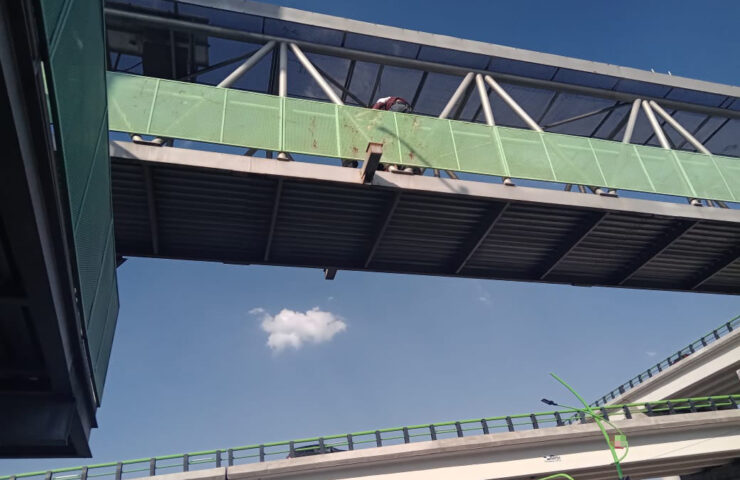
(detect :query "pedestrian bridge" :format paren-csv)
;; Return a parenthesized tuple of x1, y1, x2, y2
(104, 0, 740, 295)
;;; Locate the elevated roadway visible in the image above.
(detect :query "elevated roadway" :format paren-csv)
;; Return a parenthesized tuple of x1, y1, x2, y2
(593, 318, 740, 407)
(4, 397, 739, 480)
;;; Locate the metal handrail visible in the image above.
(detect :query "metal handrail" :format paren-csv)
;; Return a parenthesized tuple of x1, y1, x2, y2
(591, 315, 739, 407)
(3, 395, 738, 480)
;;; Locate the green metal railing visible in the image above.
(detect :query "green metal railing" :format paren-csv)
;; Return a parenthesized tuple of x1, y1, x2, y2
(592, 315, 740, 407)
(4, 395, 738, 480)
(106, 72, 740, 203)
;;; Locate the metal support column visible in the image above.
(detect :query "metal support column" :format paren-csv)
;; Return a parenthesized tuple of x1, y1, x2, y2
(642, 100, 670, 149)
(642, 101, 701, 206)
(622, 99, 641, 144)
(439, 72, 474, 119)
(276, 42, 289, 161)
(278, 42, 288, 97)
(475, 73, 495, 126)
(476, 74, 514, 186)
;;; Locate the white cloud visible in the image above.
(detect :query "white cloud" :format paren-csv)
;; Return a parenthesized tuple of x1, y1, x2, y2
(646, 351, 657, 357)
(328, 296, 335, 302)
(251, 307, 346, 352)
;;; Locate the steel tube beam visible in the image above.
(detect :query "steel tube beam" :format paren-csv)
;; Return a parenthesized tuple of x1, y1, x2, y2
(649, 101, 712, 154)
(217, 41, 276, 88)
(642, 100, 670, 149)
(484, 75, 542, 132)
(544, 103, 624, 129)
(178, 50, 255, 82)
(276, 43, 289, 160)
(289, 42, 344, 105)
(439, 72, 474, 119)
(475, 74, 495, 126)
(104, 8, 740, 121)
(312, 63, 366, 106)
(278, 42, 287, 97)
(341, 59, 355, 103)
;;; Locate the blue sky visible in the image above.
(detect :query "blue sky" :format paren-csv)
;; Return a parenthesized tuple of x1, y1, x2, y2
(3, 0, 740, 475)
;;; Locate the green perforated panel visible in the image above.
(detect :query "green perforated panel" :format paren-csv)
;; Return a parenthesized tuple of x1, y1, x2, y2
(107, 74, 159, 133)
(338, 105, 401, 164)
(396, 114, 458, 170)
(542, 132, 606, 186)
(498, 127, 555, 180)
(713, 155, 740, 200)
(635, 147, 694, 198)
(223, 89, 281, 150)
(107, 72, 740, 202)
(589, 139, 655, 192)
(284, 97, 339, 157)
(41, 0, 119, 402)
(453, 122, 507, 176)
(674, 150, 733, 201)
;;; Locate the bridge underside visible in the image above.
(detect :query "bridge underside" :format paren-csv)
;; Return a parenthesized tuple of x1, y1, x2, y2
(111, 141, 740, 294)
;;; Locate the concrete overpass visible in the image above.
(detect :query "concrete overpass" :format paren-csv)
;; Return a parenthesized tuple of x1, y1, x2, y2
(592, 317, 740, 407)
(4, 397, 738, 480)
(44, 409, 740, 480)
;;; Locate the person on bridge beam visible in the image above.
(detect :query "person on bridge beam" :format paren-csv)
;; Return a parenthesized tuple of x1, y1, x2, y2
(372, 96, 421, 175)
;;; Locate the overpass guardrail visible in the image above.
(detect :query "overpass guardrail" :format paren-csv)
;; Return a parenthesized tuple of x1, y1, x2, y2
(591, 315, 739, 407)
(3, 395, 738, 480)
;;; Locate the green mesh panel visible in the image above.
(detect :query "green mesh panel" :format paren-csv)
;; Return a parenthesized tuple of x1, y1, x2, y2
(395, 114, 458, 170)
(51, 0, 108, 226)
(106, 73, 739, 202)
(107, 74, 159, 134)
(223, 89, 281, 150)
(498, 127, 555, 180)
(589, 139, 655, 192)
(93, 264, 120, 403)
(338, 105, 401, 164)
(714, 155, 740, 200)
(85, 221, 116, 362)
(73, 125, 112, 324)
(40, 0, 65, 40)
(674, 150, 733, 201)
(41, 0, 118, 402)
(150, 79, 226, 142)
(283, 97, 339, 157)
(543, 133, 606, 186)
(635, 146, 694, 198)
(453, 122, 507, 176)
